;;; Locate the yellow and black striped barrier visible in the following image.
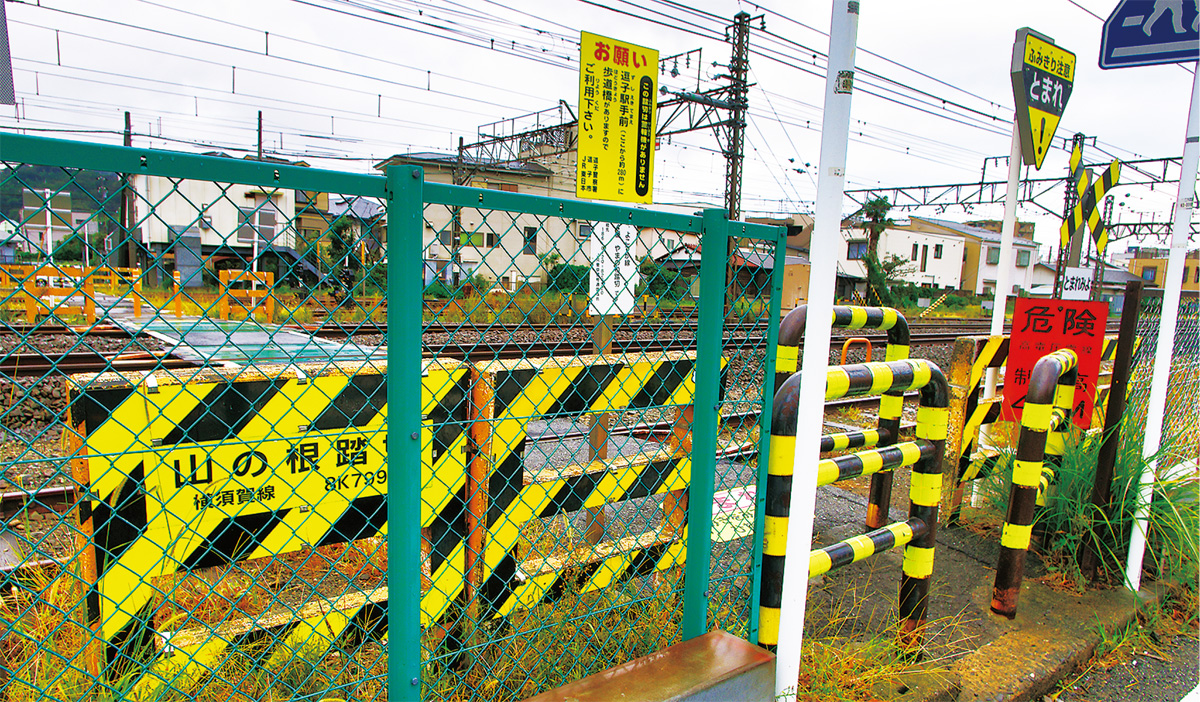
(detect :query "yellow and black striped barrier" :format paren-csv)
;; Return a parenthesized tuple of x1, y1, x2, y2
(757, 358, 949, 653)
(469, 351, 705, 621)
(67, 358, 470, 683)
(68, 349, 711, 688)
(991, 349, 1078, 619)
(776, 305, 911, 530)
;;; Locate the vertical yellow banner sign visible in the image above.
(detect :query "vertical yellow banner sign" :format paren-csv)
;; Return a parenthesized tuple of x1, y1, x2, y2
(578, 31, 658, 204)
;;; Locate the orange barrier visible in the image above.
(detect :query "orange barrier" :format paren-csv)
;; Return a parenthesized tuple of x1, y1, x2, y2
(218, 269, 276, 321)
(839, 336, 874, 364)
(0, 264, 96, 324)
(1, 264, 143, 321)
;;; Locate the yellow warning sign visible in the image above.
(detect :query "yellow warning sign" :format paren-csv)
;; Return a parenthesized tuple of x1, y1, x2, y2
(577, 31, 658, 203)
(1010, 28, 1075, 170)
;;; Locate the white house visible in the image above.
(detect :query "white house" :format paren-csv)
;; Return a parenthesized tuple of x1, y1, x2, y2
(911, 218, 1040, 296)
(132, 175, 297, 256)
(837, 217, 965, 290)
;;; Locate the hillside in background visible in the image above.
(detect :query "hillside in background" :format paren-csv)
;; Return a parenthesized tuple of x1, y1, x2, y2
(0, 165, 122, 223)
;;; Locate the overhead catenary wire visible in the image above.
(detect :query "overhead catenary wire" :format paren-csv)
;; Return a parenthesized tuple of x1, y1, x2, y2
(0, 0, 1173, 217)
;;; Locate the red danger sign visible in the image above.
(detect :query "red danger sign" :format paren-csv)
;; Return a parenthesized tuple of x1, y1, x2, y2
(1003, 297, 1108, 430)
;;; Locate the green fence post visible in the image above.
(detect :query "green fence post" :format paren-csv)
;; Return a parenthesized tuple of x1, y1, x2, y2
(747, 225, 787, 641)
(387, 164, 425, 700)
(683, 207, 730, 640)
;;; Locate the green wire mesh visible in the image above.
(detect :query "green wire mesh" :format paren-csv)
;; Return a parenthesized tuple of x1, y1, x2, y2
(0, 137, 783, 702)
(1124, 294, 1200, 466)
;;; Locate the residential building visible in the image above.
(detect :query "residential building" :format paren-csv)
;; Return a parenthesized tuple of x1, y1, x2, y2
(910, 217, 1040, 296)
(18, 189, 101, 259)
(0, 213, 26, 263)
(1126, 246, 1200, 292)
(327, 196, 385, 266)
(747, 214, 814, 309)
(1026, 259, 1147, 312)
(378, 138, 603, 290)
(838, 217, 966, 291)
(965, 219, 1037, 240)
(131, 152, 318, 285)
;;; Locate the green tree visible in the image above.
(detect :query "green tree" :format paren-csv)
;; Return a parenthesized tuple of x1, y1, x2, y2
(863, 253, 915, 307)
(860, 196, 894, 259)
(858, 197, 896, 304)
(637, 256, 691, 300)
(546, 262, 590, 293)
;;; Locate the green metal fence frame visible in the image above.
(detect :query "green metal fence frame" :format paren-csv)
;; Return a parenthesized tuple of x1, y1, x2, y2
(1, 132, 786, 700)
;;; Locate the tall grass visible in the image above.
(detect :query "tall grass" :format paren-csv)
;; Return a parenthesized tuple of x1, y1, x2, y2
(973, 413, 1199, 589)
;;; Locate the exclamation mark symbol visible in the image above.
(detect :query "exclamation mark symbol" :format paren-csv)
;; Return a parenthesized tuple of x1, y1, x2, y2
(1037, 117, 1046, 156)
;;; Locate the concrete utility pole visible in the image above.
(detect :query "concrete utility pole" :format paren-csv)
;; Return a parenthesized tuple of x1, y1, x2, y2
(773, 2, 859, 699)
(453, 135, 465, 285)
(43, 188, 53, 264)
(724, 11, 751, 221)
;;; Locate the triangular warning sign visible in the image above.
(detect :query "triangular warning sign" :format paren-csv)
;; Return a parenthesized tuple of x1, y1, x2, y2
(1010, 29, 1075, 170)
(1025, 107, 1062, 170)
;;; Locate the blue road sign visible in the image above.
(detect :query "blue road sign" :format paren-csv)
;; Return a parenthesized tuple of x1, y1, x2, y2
(1100, 0, 1199, 68)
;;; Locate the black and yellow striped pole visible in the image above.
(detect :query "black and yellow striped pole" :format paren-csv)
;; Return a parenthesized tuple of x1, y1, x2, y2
(757, 357, 948, 652)
(899, 365, 949, 649)
(991, 349, 1078, 618)
(776, 305, 911, 529)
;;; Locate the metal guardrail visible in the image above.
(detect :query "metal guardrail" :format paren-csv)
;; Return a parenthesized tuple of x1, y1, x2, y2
(756, 354, 950, 653)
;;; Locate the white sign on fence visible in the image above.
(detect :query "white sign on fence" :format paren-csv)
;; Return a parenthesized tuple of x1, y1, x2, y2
(1061, 266, 1094, 300)
(588, 222, 640, 316)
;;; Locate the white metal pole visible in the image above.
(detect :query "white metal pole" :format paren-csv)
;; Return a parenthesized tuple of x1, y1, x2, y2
(44, 188, 53, 264)
(984, 124, 1022, 399)
(1126, 64, 1199, 591)
(773, 1, 859, 699)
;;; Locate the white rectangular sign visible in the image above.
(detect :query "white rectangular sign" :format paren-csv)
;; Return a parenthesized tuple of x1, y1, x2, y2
(1061, 266, 1094, 300)
(588, 222, 639, 316)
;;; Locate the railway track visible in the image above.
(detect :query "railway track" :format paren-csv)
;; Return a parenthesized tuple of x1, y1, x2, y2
(2, 325, 1116, 375)
(3, 317, 1120, 378)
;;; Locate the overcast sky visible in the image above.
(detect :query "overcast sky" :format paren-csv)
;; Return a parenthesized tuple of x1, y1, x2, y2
(1, 0, 1196, 253)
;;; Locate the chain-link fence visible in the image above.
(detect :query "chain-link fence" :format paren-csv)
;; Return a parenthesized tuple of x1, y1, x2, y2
(1125, 293, 1200, 467)
(0, 133, 784, 701)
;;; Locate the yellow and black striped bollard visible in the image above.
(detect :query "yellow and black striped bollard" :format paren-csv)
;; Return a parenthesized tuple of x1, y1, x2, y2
(991, 349, 1078, 618)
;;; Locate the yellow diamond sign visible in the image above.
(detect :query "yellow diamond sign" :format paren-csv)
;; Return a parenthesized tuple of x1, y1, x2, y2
(1011, 28, 1075, 170)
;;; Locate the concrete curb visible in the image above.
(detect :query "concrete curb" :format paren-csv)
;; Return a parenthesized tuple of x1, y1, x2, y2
(903, 580, 1163, 702)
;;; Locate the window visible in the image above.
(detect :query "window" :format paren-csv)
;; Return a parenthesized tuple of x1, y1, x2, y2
(934, 244, 943, 259)
(986, 247, 1000, 265)
(1142, 266, 1158, 282)
(665, 238, 676, 250)
(439, 227, 452, 246)
(523, 226, 538, 255)
(237, 206, 276, 244)
(578, 223, 593, 240)
(461, 231, 496, 248)
(919, 244, 928, 273)
(1185, 266, 1191, 283)
(911, 243, 919, 260)
(1195, 267, 1199, 283)
(847, 240, 867, 260)
(1016, 250, 1031, 267)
